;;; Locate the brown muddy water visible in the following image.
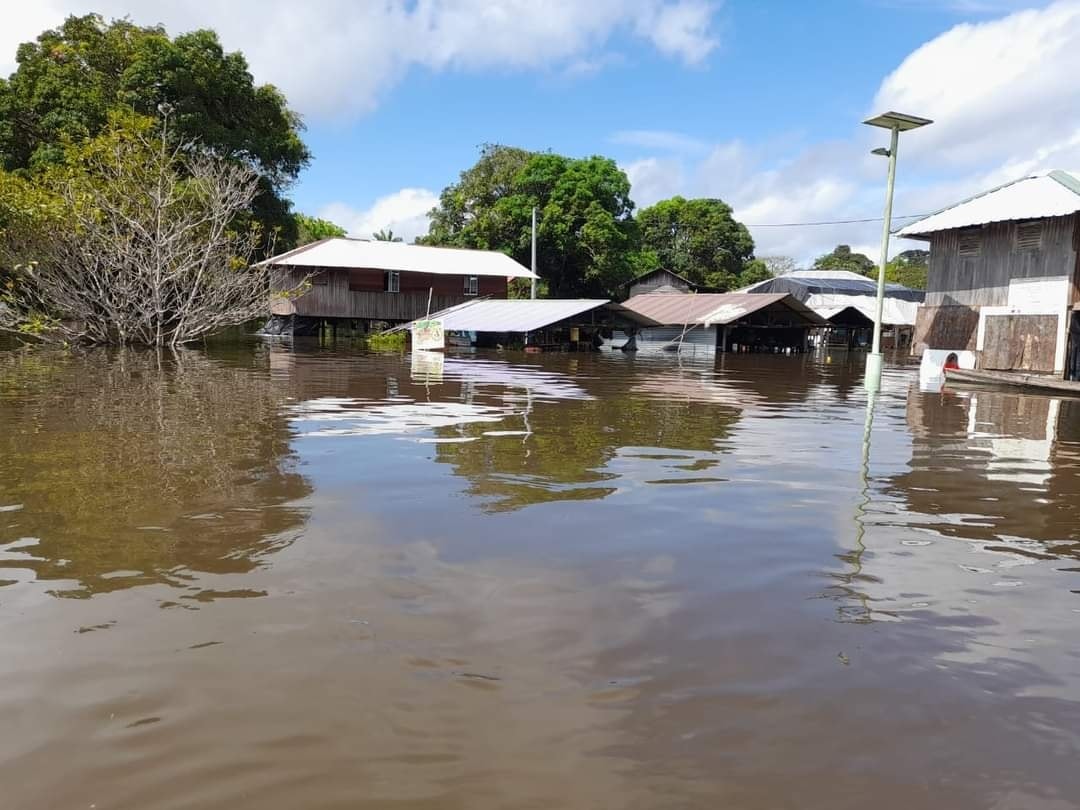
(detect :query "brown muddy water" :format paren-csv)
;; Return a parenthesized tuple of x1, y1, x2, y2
(1, 341, 1079, 810)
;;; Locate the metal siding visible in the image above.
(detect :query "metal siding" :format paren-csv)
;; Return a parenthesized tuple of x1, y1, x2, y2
(636, 325, 718, 355)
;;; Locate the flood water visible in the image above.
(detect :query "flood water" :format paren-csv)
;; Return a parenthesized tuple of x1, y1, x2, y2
(2, 341, 1080, 809)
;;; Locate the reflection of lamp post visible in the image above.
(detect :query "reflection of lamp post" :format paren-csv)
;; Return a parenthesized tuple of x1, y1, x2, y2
(863, 111, 932, 392)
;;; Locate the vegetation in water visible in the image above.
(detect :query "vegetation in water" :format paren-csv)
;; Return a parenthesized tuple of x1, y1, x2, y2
(0, 113, 301, 346)
(364, 331, 407, 351)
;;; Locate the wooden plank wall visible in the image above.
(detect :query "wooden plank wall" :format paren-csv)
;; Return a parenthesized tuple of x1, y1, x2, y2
(628, 270, 691, 299)
(272, 267, 508, 321)
(913, 304, 979, 352)
(981, 314, 1059, 372)
(925, 214, 1078, 307)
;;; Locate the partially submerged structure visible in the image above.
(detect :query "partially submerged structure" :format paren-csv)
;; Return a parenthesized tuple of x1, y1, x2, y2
(409, 298, 611, 350)
(612, 292, 827, 355)
(740, 270, 923, 349)
(259, 238, 537, 333)
(897, 170, 1080, 379)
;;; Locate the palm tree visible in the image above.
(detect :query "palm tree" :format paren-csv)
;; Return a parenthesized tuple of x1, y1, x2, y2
(372, 228, 402, 242)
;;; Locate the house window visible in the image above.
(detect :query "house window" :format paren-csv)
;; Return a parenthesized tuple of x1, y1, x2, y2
(385, 270, 400, 293)
(1016, 221, 1043, 250)
(958, 230, 981, 257)
(464, 275, 479, 296)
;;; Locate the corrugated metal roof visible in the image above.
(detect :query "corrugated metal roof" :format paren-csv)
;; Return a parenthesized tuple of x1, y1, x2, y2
(897, 171, 1080, 237)
(260, 238, 537, 279)
(619, 293, 828, 327)
(418, 298, 609, 332)
(805, 294, 919, 326)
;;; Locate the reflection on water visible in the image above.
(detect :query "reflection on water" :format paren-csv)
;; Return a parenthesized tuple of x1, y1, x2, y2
(0, 348, 310, 598)
(2, 342, 1080, 809)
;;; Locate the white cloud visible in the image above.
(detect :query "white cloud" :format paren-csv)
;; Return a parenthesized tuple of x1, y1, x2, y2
(623, 157, 685, 208)
(0, 1, 721, 118)
(320, 188, 439, 244)
(621, 0, 1080, 264)
(874, 0, 1080, 174)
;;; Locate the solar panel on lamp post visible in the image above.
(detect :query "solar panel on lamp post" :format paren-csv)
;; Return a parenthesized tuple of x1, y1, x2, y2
(862, 111, 932, 392)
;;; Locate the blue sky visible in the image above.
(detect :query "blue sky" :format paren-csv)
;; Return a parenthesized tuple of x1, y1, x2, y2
(5, 1, 1079, 261)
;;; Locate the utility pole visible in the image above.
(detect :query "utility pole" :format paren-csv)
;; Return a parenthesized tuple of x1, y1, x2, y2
(527, 206, 535, 302)
(862, 111, 932, 392)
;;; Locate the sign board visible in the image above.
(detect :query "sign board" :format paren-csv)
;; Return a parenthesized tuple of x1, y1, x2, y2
(411, 319, 445, 351)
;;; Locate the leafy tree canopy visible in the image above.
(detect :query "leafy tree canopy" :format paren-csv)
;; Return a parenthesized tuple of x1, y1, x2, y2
(372, 228, 402, 242)
(636, 196, 755, 291)
(813, 244, 876, 275)
(422, 144, 638, 298)
(296, 214, 346, 245)
(883, 248, 928, 290)
(0, 14, 310, 251)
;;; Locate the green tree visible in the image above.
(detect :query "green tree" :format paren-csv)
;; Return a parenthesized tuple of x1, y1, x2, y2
(372, 228, 403, 242)
(0, 113, 288, 346)
(636, 196, 755, 290)
(422, 144, 638, 297)
(883, 249, 928, 290)
(296, 214, 346, 245)
(0, 14, 310, 251)
(736, 259, 773, 288)
(813, 244, 875, 274)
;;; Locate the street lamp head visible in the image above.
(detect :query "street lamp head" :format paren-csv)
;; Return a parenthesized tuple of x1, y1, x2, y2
(863, 111, 933, 131)
(871, 147, 891, 157)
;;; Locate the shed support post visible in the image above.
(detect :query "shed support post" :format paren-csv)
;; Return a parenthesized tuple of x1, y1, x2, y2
(721, 326, 729, 353)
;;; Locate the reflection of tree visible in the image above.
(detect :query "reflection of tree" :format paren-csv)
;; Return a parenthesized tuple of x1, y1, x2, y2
(0, 349, 310, 596)
(433, 391, 741, 512)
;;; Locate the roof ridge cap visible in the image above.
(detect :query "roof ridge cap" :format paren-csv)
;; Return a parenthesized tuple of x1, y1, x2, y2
(1048, 169, 1080, 197)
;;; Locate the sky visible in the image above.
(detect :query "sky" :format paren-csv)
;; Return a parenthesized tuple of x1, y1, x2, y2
(3, 0, 1080, 264)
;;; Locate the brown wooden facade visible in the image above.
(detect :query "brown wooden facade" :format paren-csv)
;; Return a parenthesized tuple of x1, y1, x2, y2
(912, 213, 1080, 376)
(625, 268, 697, 299)
(271, 267, 508, 323)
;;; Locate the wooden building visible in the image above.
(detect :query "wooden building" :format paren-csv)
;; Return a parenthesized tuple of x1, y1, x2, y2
(897, 171, 1080, 379)
(259, 238, 537, 332)
(624, 268, 704, 299)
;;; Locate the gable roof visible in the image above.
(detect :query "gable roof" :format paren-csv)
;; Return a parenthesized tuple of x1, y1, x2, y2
(616, 292, 828, 327)
(258, 238, 537, 279)
(896, 170, 1080, 238)
(624, 267, 697, 288)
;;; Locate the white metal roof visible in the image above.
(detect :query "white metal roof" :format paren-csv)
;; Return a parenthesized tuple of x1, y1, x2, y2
(897, 170, 1080, 238)
(420, 298, 609, 332)
(805, 294, 919, 326)
(260, 238, 537, 279)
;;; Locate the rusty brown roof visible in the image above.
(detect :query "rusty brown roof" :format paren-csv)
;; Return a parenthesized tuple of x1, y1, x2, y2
(617, 293, 828, 327)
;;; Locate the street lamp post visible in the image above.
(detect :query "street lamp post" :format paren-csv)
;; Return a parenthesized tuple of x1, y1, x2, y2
(862, 111, 932, 392)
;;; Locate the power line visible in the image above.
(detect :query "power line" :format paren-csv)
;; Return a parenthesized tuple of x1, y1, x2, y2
(743, 213, 928, 228)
